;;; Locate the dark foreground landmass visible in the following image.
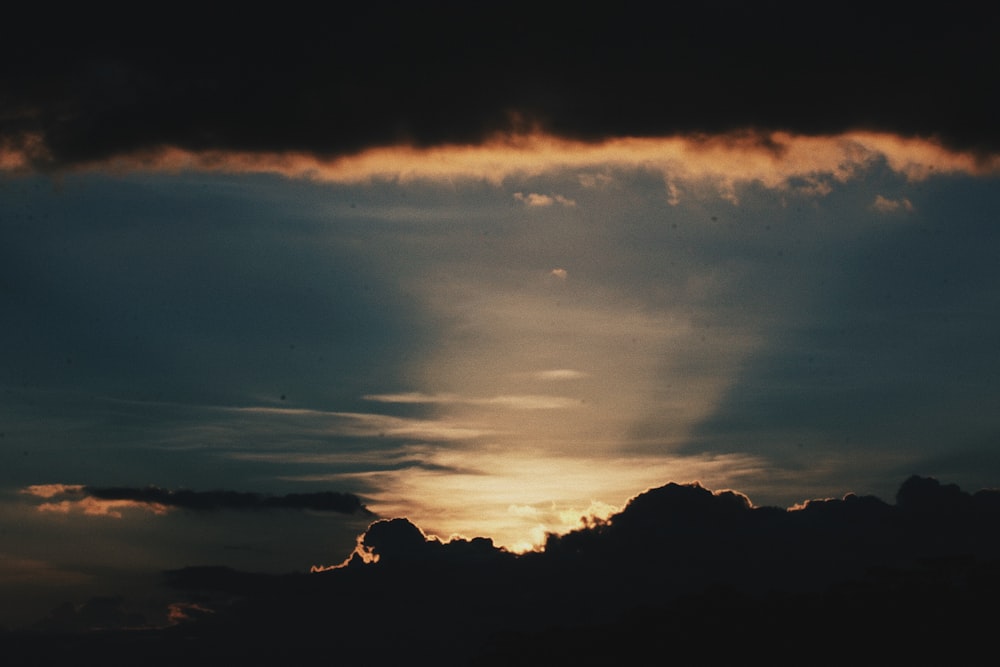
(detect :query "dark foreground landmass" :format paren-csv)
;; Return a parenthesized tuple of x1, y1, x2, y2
(7, 476, 1000, 666)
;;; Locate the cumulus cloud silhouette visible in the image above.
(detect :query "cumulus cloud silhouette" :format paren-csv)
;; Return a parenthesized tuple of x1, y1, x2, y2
(14, 476, 1000, 665)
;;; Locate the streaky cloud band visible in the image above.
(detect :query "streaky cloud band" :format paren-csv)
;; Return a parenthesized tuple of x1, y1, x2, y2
(22, 485, 373, 516)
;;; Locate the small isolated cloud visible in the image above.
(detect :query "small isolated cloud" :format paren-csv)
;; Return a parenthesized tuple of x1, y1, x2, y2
(578, 172, 614, 188)
(36, 497, 169, 519)
(549, 268, 568, 280)
(514, 192, 576, 207)
(507, 504, 542, 518)
(21, 484, 85, 499)
(167, 601, 216, 625)
(872, 194, 915, 213)
(665, 179, 682, 206)
(22, 485, 169, 518)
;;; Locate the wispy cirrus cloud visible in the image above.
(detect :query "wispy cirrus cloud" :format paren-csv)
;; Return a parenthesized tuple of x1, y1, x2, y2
(363, 392, 580, 410)
(159, 402, 498, 444)
(533, 369, 587, 381)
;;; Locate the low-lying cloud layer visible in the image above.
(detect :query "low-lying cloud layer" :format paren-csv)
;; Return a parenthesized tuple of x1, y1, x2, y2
(22, 485, 371, 517)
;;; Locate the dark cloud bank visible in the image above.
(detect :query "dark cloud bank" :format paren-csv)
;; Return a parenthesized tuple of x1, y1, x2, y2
(83, 485, 373, 515)
(8, 476, 1000, 665)
(2, 2, 999, 168)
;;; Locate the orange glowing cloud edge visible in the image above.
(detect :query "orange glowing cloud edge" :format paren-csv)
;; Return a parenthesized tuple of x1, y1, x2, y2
(21, 483, 86, 499)
(3, 131, 997, 189)
(21, 485, 170, 518)
(35, 498, 171, 518)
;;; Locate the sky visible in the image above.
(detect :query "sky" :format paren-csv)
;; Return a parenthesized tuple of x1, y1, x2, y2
(2, 2, 999, 631)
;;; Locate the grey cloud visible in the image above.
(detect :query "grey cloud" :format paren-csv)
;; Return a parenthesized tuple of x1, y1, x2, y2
(46, 485, 374, 516)
(2, 3, 998, 172)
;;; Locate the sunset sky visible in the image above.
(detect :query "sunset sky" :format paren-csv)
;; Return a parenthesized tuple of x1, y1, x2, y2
(2, 2, 999, 629)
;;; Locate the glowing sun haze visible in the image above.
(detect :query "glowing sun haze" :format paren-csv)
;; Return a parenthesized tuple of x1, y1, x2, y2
(59, 130, 985, 552)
